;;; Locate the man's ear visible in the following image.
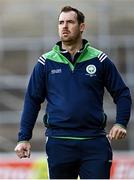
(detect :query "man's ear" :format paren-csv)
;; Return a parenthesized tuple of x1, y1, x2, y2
(80, 23, 85, 33)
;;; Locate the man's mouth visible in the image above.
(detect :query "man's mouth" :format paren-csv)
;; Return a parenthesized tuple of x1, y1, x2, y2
(62, 31, 70, 34)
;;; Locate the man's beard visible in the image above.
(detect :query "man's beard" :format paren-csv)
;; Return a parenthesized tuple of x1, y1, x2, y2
(60, 32, 81, 44)
(61, 36, 73, 43)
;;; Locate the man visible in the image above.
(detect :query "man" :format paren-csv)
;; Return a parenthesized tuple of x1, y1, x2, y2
(15, 6, 131, 179)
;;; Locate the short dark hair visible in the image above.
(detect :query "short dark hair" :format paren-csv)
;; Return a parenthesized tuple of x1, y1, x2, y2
(59, 6, 85, 24)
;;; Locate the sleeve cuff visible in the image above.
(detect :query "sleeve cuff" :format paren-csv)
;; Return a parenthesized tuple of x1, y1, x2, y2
(17, 140, 29, 144)
(114, 123, 127, 129)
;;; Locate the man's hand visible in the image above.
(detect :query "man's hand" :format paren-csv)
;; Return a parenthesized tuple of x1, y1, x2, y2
(14, 141, 31, 159)
(108, 124, 127, 140)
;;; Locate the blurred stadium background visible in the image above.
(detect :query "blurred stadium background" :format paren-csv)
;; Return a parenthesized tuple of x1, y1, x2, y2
(0, 0, 134, 179)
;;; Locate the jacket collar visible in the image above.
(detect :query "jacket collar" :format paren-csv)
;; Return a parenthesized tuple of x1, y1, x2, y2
(53, 39, 90, 53)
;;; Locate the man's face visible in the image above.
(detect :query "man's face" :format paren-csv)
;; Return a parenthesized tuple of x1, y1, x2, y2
(58, 11, 85, 43)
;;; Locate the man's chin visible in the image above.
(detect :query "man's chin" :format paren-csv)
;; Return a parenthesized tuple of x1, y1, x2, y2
(61, 37, 72, 43)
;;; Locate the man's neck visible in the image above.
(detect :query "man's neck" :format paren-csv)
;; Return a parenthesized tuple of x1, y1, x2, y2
(62, 39, 83, 56)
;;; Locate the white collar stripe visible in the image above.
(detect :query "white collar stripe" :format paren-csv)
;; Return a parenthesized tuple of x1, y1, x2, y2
(39, 56, 46, 62)
(60, 50, 68, 53)
(100, 55, 107, 62)
(99, 53, 106, 59)
(98, 53, 107, 62)
(98, 53, 105, 59)
(38, 59, 45, 65)
(98, 53, 103, 58)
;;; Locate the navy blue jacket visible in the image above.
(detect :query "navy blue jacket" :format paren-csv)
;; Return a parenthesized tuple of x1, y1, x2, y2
(18, 40, 132, 141)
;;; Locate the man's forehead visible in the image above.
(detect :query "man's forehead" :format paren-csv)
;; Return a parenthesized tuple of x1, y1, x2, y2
(59, 11, 77, 21)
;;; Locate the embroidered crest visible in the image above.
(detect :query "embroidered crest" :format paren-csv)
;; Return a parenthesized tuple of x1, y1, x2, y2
(86, 65, 96, 75)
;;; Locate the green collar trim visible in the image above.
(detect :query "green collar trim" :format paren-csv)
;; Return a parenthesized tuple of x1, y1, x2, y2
(43, 50, 74, 70)
(42, 41, 102, 71)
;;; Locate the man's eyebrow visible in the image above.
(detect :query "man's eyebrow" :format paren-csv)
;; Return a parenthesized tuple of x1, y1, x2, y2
(59, 19, 74, 22)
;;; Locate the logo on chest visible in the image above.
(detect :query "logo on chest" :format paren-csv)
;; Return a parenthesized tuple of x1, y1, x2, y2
(51, 69, 62, 74)
(86, 65, 96, 76)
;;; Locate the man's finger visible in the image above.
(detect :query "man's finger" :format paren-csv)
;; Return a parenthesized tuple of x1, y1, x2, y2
(108, 128, 118, 140)
(114, 129, 120, 139)
(24, 149, 31, 158)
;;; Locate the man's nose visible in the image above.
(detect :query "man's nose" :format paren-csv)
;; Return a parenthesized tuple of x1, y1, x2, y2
(63, 22, 68, 28)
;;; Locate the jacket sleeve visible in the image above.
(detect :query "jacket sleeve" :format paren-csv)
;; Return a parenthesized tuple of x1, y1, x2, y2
(103, 57, 132, 128)
(18, 61, 46, 141)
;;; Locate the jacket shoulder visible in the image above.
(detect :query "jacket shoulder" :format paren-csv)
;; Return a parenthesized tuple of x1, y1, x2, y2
(88, 46, 108, 63)
(42, 50, 55, 60)
(41, 49, 68, 64)
(88, 46, 102, 57)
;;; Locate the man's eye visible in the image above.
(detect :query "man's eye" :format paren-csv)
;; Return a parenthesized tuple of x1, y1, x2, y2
(68, 20, 73, 23)
(59, 21, 64, 24)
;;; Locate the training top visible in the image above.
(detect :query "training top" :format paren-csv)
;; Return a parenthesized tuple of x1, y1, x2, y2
(18, 39, 132, 141)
